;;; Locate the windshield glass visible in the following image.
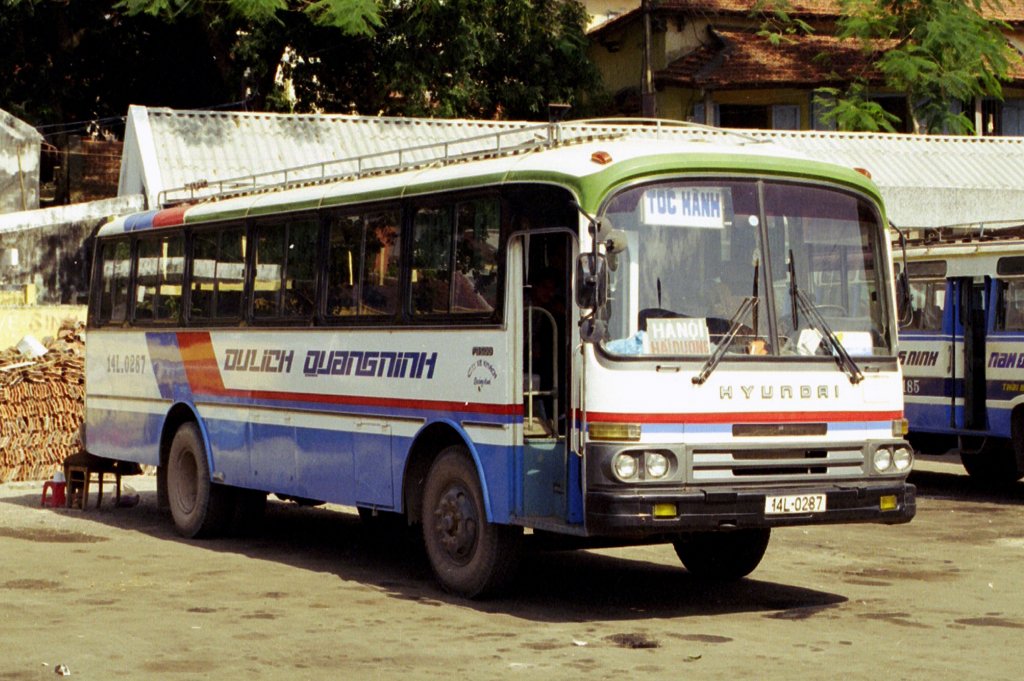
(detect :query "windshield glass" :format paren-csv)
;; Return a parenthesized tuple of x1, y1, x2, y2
(599, 178, 892, 359)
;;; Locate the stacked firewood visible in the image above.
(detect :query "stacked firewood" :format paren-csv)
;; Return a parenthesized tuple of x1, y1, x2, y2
(0, 320, 85, 483)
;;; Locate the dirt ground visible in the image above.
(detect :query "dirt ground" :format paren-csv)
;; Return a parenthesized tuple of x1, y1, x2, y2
(2, 458, 1023, 681)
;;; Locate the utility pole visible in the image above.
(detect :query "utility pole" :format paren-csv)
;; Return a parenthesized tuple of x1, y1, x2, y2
(641, 0, 657, 118)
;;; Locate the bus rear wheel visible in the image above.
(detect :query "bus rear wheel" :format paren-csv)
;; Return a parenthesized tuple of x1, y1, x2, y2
(960, 441, 1024, 485)
(167, 423, 232, 538)
(421, 447, 522, 598)
(672, 528, 770, 580)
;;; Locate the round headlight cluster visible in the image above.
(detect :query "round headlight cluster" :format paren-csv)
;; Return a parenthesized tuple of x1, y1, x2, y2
(611, 451, 672, 481)
(872, 446, 914, 473)
(613, 452, 638, 479)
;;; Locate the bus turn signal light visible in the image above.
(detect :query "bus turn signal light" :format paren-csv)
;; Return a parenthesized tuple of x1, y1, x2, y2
(589, 423, 641, 441)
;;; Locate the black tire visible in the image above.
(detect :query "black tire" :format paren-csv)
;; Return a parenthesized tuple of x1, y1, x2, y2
(167, 423, 233, 538)
(673, 528, 771, 580)
(421, 447, 522, 598)
(960, 441, 1024, 484)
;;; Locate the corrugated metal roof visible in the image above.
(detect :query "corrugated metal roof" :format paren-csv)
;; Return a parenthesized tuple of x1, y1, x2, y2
(119, 106, 1024, 230)
(119, 106, 528, 207)
(736, 129, 1024, 229)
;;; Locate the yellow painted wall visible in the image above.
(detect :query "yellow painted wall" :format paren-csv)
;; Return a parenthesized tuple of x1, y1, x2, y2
(0, 306, 87, 350)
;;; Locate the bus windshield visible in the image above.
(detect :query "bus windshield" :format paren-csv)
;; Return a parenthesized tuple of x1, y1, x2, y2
(600, 178, 892, 359)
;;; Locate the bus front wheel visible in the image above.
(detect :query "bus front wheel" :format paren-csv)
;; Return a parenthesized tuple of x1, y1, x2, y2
(672, 528, 770, 580)
(421, 447, 522, 598)
(167, 423, 232, 538)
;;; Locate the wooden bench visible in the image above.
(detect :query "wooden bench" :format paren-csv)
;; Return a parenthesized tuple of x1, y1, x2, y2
(63, 452, 142, 510)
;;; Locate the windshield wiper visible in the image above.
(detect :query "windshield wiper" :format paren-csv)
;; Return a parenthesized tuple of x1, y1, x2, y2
(692, 296, 757, 385)
(788, 250, 864, 385)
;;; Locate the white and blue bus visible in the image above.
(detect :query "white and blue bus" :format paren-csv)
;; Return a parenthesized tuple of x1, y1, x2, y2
(899, 226, 1024, 484)
(85, 121, 914, 597)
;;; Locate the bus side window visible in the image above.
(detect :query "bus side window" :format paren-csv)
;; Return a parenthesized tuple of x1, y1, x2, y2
(326, 214, 361, 316)
(453, 199, 500, 313)
(191, 226, 246, 322)
(411, 206, 454, 316)
(999, 279, 1024, 331)
(410, 199, 500, 317)
(135, 234, 184, 325)
(252, 217, 319, 321)
(361, 212, 401, 316)
(908, 279, 945, 331)
(97, 238, 132, 325)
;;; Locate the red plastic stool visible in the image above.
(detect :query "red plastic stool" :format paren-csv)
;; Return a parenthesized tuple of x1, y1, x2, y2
(41, 480, 67, 507)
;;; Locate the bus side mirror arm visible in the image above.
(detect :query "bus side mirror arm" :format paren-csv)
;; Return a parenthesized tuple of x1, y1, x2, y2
(893, 223, 913, 327)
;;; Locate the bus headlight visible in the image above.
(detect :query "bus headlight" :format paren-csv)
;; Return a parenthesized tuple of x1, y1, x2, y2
(872, 447, 893, 473)
(892, 446, 914, 472)
(645, 452, 669, 479)
(613, 453, 639, 481)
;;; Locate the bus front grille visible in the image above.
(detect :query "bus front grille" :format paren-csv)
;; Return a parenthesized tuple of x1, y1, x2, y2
(690, 447, 865, 482)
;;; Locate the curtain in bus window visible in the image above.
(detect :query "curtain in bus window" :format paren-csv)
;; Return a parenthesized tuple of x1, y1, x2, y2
(99, 239, 131, 325)
(191, 227, 246, 321)
(412, 206, 453, 315)
(360, 211, 400, 316)
(453, 199, 500, 313)
(136, 234, 184, 324)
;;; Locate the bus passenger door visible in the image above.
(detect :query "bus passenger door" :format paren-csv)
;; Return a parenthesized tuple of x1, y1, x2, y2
(517, 229, 576, 524)
(952, 277, 988, 431)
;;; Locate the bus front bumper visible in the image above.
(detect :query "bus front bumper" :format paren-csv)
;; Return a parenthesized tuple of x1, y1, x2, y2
(585, 481, 916, 537)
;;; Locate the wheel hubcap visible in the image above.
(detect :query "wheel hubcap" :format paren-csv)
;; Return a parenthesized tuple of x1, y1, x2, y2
(433, 484, 477, 565)
(173, 450, 198, 515)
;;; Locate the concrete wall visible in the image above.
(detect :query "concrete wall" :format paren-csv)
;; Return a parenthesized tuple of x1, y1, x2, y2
(0, 305, 87, 350)
(0, 195, 144, 305)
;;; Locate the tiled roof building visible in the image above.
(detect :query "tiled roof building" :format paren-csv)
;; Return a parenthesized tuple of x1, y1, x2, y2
(587, 0, 1024, 134)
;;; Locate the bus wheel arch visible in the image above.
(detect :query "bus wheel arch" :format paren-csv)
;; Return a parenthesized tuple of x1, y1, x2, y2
(960, 407, 1024, 484)
(402, 422, 474, 528)
(420, 444, 523, 598)
(164, 416, 232, 538)
(157, 403, 205, 511)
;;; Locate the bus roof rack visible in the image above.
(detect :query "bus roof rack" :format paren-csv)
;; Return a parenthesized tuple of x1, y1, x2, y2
(156, 119, 760, 208)
(902, 221, 1024, 246)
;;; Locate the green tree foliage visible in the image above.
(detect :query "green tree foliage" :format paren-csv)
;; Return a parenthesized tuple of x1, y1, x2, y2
(0, 0, 274, 129)
(819, 0, 1019, 133)
(1, 0, 599, 134)
(280, 0, 599, 118)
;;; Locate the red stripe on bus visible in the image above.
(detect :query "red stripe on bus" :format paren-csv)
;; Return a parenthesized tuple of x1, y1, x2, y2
(245, 390, 520, 416)
(174, 331, 517, 416)
(584, 410, 903, 424)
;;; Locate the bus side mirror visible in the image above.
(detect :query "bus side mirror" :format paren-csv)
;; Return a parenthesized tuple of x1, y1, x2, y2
(575, 252, 608, 311)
